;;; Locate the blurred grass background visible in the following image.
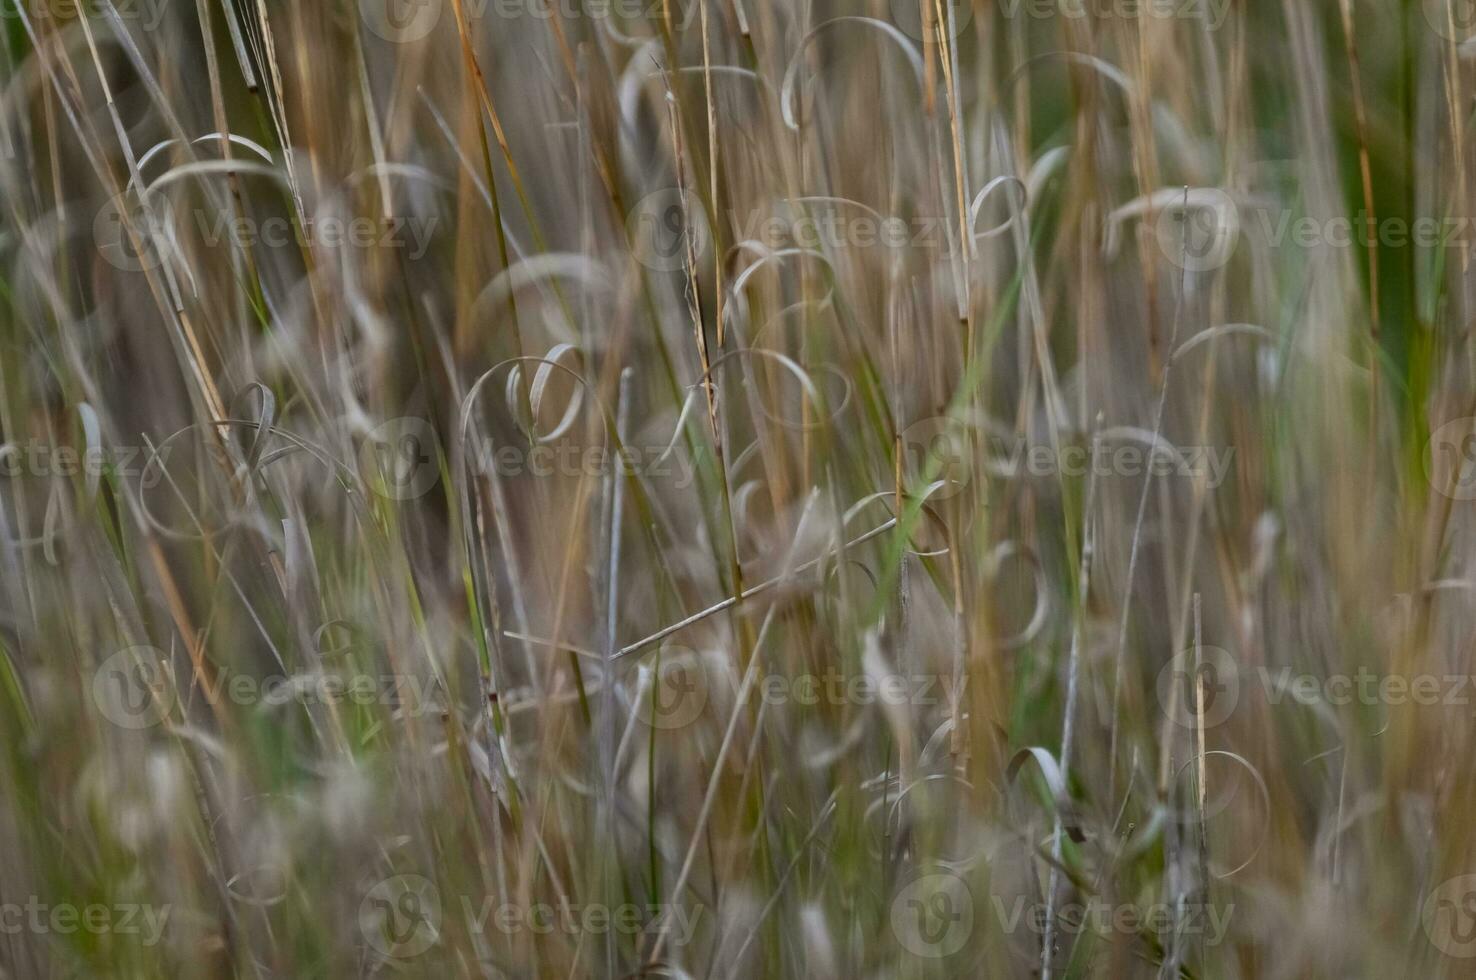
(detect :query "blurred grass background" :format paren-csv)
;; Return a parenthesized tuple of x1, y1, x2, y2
(2, 0, 1476, 976)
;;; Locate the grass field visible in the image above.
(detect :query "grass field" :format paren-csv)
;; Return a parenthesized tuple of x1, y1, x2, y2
(3, 0, 1476, 976)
